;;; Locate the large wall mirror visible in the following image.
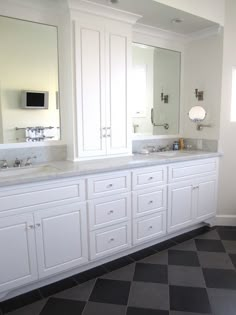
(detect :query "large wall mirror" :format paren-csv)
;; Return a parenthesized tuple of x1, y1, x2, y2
(132, 43, 181, 137)
(0, 16, 60, 144)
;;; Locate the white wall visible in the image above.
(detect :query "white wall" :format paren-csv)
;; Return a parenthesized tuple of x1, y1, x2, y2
(154, 0, 225, 26)
(217, 0, 236, 223)
(0, 16, 60, 143)
(183, 33, 223, 140)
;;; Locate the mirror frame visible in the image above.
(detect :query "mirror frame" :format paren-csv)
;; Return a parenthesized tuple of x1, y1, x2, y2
(132, 23, 185, 141)
(0, 2, 67, 150)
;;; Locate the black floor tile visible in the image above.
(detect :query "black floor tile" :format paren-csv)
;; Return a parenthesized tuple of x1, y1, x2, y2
(89, 279, 131, 305)
(170, 285, 211, 313)
(216, 226, 236, 231)
(0, 289, 42, 313)
(103, 256, 134, 272)
(218, 229, 236, 240)
(40, 277, 77, 298)
(152, 240, 177, 252)
(127, 307, 169, 315)
(168, 250, 200, 266)
(229, 254, 236, 268)
(74, 266, 108, 283)
(203, 268, 236, 289)
(129, 247, 156, 261)
(171, 231, 194, 244)
(40, 297, 85, 315)
(83, 301, 126, 315)
(133, 263, 168, 284)
(195, 239, 226, 252)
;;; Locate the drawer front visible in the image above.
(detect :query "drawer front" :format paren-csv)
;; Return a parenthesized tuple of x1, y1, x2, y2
(133, 212, 166, 245)
(0, 180, 85, 212)
(132, 166, 167, 190)
(90, 222, 131, 260)
(133, 186, 167, 218)
(169, 158, 218, 182)
(88, 193, 131, 230)
(87, 172, 131, 199)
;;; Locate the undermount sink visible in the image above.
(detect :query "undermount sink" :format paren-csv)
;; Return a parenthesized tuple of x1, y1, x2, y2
(0, 164, 60, 179)
(154, 151, 193, 157)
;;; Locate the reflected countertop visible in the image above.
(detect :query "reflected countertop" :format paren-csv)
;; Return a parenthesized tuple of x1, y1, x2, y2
(0, 150, 222, 187)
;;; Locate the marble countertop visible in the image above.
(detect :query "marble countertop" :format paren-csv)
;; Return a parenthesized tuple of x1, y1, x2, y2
(0, 150, 222, 187)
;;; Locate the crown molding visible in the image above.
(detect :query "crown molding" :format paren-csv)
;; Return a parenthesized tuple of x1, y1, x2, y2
(67, 0, 141, 24)
(133, 23, 188, 44)
(186, 25, 223, 42)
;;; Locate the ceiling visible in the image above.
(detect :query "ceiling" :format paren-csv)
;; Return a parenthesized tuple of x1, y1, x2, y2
(88, 0, 219, 35)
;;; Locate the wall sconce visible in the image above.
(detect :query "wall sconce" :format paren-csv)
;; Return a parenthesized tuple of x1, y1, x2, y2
(195, 88, 204, 101)
(161, 91, 169, 103)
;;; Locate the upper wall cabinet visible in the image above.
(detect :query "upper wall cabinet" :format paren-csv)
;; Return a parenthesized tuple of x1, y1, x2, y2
(71, 1, 140, 159)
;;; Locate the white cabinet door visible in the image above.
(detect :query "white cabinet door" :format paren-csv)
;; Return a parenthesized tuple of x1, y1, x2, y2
(168, 180, 194, 233)
(105, 21, 131, 155)
(196, 176, 217, 221)
(0, 214, 38, 293)
(74, 19, 107, 157)
(35, 203, 88, 278)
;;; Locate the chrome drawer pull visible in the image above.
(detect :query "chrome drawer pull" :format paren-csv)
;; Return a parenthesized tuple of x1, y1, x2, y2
(27, 225, 34, 230)
(148, 177, 153, 180)
(109, 238, 115, 243)
(35, 223, 41, 228)
(148, 226, 153, 230)
(108, 210, 114, 215)
(107, 184, 113, 188)
(148, 200, 153, 204)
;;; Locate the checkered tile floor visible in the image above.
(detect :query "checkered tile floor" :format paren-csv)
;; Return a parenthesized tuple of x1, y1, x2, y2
(3, 226, 236, 315)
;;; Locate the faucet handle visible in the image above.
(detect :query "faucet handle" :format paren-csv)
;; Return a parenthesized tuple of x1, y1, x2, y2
(13, 158, 22, 167)
(25, 155, 37, 167)
(0, 159, 8, 169)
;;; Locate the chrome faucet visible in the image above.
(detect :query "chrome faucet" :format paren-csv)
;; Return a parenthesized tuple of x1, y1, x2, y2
(13, 158, 22, 168)
(25, 156, 37, 167)
(0, 159, 9, 169)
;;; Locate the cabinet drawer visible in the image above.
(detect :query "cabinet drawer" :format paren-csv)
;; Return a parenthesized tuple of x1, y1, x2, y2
(169, 158, 217, 182)
(132, 166, 167, 190)
(88, 193, 131, 230)
(133, 212, 166, 245)
(87, 172, 131, 199)
(90, 222, 131, 260)
(133, 186, 167, 218)
(0, 179, 85, 212)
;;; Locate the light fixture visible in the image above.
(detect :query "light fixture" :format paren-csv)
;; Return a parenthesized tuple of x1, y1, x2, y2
(171, 18, 184, 24)
(161, 89, 169, 103)
(195, 88, 204, 101)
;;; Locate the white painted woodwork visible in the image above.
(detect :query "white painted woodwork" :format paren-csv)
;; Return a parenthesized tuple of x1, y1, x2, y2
(74, 19, 107, 157)
(133, 212, 166, 245)
(90, 222, 131, 260)
(0, 179, 85, 212)
(168, 158, 217, 182)
(196, 176, 217, 221)
(73, 13, 133, 159)
(34, 203, 88, 278)
(133, 186, 167, 218)
(132, 166, 167, 190)
(88, 193, 131, 230)
(168, 180, 194, 233)
(106, 22, 131, 155)
(0, 213, 38, 293)
(87, 171, 131, 199)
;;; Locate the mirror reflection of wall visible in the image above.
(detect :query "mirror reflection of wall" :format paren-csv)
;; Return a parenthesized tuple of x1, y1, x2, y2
(0, 16, 60, 144)
(132, 43, 181, 136)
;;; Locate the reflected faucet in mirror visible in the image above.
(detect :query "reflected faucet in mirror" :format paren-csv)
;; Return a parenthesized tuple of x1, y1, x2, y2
(151, 108, 169, 130)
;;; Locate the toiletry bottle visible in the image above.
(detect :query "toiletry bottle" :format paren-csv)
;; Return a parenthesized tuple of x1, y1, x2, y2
(173, 141, 179, 151)
(179, 138, 184, 150)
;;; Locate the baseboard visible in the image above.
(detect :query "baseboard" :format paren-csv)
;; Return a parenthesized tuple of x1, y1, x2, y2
(216, 215, 236, 226)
